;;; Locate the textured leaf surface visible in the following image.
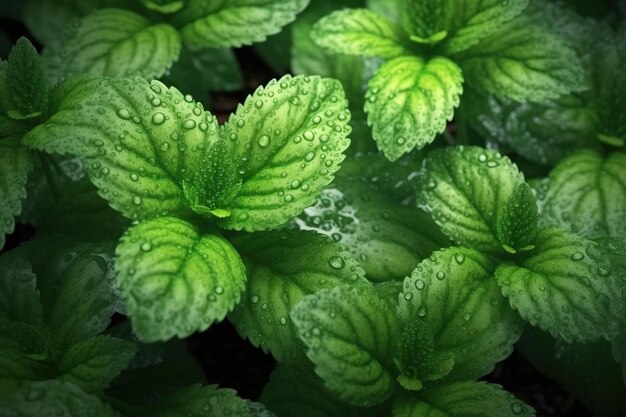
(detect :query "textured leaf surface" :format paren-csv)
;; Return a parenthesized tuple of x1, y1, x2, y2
(295, 177, 447, 282)
(6, 37, 48, 117)
(139, 0, 185, 13)
(229, 231, 365, 362)
(24, 77, 219, 221)
(0, 137, 32, 250)
(538, 150, 626, 240)
(116, 217, 246, 342)
(456, 18, 585, 102)
(143, 384, 252, 417)
(0, 380, 121, 416)
(311, 9, 409, 59)
(496, 227, 622, 342)
(57, 335, 137, 393)
(365, 56, 463, 161)
(173, 0, 309, 48)
(418, 146, 534, 253)
(397, 247, 522, 386)
(216, 74, 352, 230)
(261, 365, 369, 417)
(291, 285, 398, 406)
(44, 9, 181, 82)
(440, 0, 529, 53)
(393, 382, 535, 417)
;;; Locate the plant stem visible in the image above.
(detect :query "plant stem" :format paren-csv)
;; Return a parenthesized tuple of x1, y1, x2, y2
(38, 152, 59, 201)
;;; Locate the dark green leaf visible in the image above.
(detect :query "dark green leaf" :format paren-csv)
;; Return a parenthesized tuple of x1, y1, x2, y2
(6, 37, 48, 118)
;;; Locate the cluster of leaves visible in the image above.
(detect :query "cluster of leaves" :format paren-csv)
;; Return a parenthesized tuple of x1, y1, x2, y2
(0, 0, 625, 416)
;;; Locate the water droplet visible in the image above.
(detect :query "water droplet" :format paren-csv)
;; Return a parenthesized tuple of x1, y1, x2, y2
(312, 327, 321, 336)
(454, 253, 465, 264)
(511, 402, 523, 415)
(215, 286, 224, 294)
(254, 99, 264, 109)
(478, 154, 487, 162)
(184, 94, 193, 103)
(303, 130, 315, 141)
(258, 134, 271, 147)
(463, 312, 471, 321)
(250, 295, 259, 304)
(160, 142, 170, 151)
(236, 119, 245, 127)
(132, 196, 142, 205)
(417, 306, 426, 316)
(141, 242, 152, 252)
(279, 317, 287, 325)
(304, 151, 316, 162)
(486, 161, 498, 168)
(130, 173, 139, 181)
(152, 112, 166, 125)
(290, 180, 301, 189)
(571, 252, 584, 261)
(198, 122, 208, 131)
(404, 292, 413, 300)
(117, 109, 131, 120)
(329, 256, 345, 269)
(182, 119, 196, 129)
(436, 271, 446, 280)
(415, 279, 425, 290)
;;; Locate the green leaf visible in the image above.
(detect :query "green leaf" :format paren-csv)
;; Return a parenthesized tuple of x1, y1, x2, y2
(365, 56, 463, 161)
(0, 138, 33, 250)
(214, 74, 352, 231)
(402, 0, 444, 43)
(6, 37, 48, 118)
(228, 230, 365, 362)
(0, 380, 121, 416)
(366, 0, 402, 23)
(497, 182, 538, 253)
(261, 365, 371, 417)
(295, 177, 447, 282)
(456, 18, 585, 102)
(440, 0, 529, 54)
(23, 0, 135, 45)
(172, 0, 310, 48)
(417, 146, 534, 254)
(538, 150, 626, 241)
(291, 284, 398, 406)
(0, 347, 53, 380)
(397, 247, 523, 387)
(311, 9, 409, 59)
(496, 227, 622, 342)
(144, 384, 251, 417)
(43, 9, 181, 83)
(465, 89, 598, 166)
(24, 77, 219, 221)
(392, 382, 535, 417)
(57, 335, 137, 393)
(163, 46, 243, 97)
(139, 0, 185, 13)
(116, 217, 246, 342)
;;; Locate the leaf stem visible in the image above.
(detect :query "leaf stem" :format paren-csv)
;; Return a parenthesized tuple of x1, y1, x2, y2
(38, 152, 59, 201)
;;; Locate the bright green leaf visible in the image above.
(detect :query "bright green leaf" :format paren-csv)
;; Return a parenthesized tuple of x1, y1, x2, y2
(43, 9, 181, 82)
(57, 335, 137, 393)
(215, 74, 352, 231)
(145, 384, 250, 417)
(497, 182, 538, 253)
(0, 137, 33, 251)
(440, 0, 529, 53)
(496, 227, 622, 342)
(538, 150, 626, 241)
(393, 382, 535, 417)
(295, 177, 447, 282)
(311, 9, 410, 59)
(6, 37, 48, 118)
(261, 365, 371, 417)
(417, 146, 533, 254)
(172, 0, 309, 48)
(116, 217, 246, 342)
(24, 77, 219, 221)
(0, 380, 121, 416)
(228, 230, 365, 362)
(139, 0, 185, 13)
(291, 284, 398, 406)
(456, 18, 586, 102)
(402, 0, 444, 43)
(397, 247, 523, 386)
(365, 56, 463, 161)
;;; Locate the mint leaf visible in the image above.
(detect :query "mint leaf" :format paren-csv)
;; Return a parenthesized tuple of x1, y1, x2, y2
(366, 0, 402, 23)
(0, 380, 121, 416)
(116, 217, 246, 342)
(229, 230, 364, 362)
(538, 150, 626, 240)
(139, 0, 185, 13)
(43, 9, 181, 82)
(496, 227, 621, 342)
(440, 0, 529, 53)
(172, 0, 309, 48)
(24, 77, 218, 221)
(144, 384, 251, 417)
(291, 284, 398, 406)
(0, 137, 33, 250)
(365, 56, 463, 161)
(402, 0, 444, 44)
(397, 247, 523, 387)
(6, 37, 48, 118)
(0, 347, 52, 380)
(216, 74, 351, 231)
(311, 9, 410, 59)
(456, 18, 585, 102)
(296, 177, 447, 282)
(261, 365, 370, 417)
(393, 382, 534, 417)
(57, 335, 137, 393)
(418, 146, 534, 254)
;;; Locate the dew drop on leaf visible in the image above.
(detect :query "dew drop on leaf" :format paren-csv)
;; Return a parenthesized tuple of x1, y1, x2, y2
(258, 134, 271, 147)
(152, 112, 166, 125)
(328, 256, 345, 269)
